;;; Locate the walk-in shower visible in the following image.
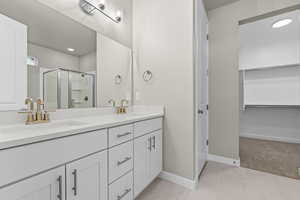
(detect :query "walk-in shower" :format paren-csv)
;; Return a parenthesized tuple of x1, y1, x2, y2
(43, 68, 96, 110)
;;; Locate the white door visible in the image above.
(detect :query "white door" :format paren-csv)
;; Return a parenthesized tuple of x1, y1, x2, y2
(0, 166, 65, 200)
(134, 134, 151, 198)
(66, 151, 108, 200)
(0, 13, 27, 111)
(149, 130, 162, 181)
(196, 0, 209, 176)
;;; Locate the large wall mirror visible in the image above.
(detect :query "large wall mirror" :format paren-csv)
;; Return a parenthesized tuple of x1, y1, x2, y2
(0, 0, 132, 111)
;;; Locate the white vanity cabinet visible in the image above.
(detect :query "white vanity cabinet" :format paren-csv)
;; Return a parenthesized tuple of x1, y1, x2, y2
(0, 13, 27, 111)
(134, 121, 163, 198)
(0, 116, 163, 200)
(0, 166, 65, 200)
(66, 151, 108, 200)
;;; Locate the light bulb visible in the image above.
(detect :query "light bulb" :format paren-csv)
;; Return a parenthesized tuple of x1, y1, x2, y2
(115, 10, 122, 22)
(99, 0, 105, 10)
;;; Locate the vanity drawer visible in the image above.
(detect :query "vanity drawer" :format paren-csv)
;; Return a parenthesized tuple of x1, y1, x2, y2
(109, 171, 133, 200)
(134, 118, 162, 138)
(109, 124, 133, 147)
(109, 141, 133, 183)
(0, 129, 107, 187)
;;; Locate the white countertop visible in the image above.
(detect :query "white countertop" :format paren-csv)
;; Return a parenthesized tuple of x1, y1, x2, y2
(0, 108, 164, 150)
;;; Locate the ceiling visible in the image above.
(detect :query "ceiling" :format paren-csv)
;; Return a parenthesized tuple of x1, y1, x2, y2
(203, 0, 239, 11)
(0, 0, 96, 56)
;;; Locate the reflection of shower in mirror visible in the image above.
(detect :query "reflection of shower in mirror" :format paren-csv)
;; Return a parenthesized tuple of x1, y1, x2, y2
(43, 68, 96, 110)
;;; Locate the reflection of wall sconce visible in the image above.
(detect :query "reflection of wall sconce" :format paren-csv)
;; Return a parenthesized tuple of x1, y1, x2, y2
(79, 0, 122, 23)
(115, 74, 122, 85)
(143, 70, 153, 82)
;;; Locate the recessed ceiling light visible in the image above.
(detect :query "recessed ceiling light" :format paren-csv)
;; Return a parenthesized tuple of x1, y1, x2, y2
(67, 48, 75, 52)
(272, 19, 292, 28)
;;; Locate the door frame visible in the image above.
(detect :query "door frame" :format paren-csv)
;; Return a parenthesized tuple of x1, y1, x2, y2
(193, 0, 209, 185)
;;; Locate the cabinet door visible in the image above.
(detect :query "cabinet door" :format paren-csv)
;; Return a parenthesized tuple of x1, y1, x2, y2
(0, 166, 65, 200)
(149, 130, 162, 181)
(66, 151, 108, 200)
(0, 13, 27, 111)
(133, 134, 151, 198)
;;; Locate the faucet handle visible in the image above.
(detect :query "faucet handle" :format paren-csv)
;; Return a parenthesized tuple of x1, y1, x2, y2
(36, 99, 45, 112)
(25, 97, 34, 111)
(121, 99, 129, 107)
(108, 99, 116, 107)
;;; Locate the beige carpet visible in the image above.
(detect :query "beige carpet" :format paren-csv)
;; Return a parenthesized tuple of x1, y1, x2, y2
(137, 162, 300, 200)
(240, 137, 300, 179)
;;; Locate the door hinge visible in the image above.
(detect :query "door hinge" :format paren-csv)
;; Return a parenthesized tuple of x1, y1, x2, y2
(206, 105, 209, 110)
(206, 34, 209, 40)
(206, 140, 209, 146)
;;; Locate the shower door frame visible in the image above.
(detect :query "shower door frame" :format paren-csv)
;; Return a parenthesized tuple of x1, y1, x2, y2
(43, 68, 96, 109)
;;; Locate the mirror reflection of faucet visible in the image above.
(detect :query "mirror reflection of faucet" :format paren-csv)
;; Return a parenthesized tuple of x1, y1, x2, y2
(108, 99, 129, 114)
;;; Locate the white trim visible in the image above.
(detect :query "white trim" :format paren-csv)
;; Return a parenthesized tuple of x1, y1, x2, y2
(159, 171, 197, 190)
(240, 133, 300, 144)
(207, 154, 240, 167)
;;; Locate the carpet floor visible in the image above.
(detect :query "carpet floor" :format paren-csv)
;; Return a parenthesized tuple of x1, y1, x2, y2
(240, 137, 300, 179)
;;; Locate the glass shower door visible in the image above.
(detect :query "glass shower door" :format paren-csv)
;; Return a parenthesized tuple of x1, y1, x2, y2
(43, 70, 58, 110)
(69, 72, 94, 108)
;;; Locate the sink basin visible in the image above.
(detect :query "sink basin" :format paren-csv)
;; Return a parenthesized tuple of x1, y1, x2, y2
(0, 120, 89, 135)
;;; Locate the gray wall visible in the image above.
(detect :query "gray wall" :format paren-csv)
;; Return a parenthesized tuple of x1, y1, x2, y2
(208, 0, 300, 159)
(133, 0, 195, 179)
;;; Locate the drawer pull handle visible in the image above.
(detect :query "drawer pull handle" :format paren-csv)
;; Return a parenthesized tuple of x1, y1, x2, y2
(57, 176, 62, 200)
(117, 188, 131, 200)
(148, 137, 152, 151)
(117, 132, 132, 138)
(117, 157, 132, 166)
(72, 169, 78, 196)
(152, 136, 156, 150)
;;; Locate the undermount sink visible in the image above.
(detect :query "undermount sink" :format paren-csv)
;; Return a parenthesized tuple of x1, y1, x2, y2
(0, 120, 89, 135)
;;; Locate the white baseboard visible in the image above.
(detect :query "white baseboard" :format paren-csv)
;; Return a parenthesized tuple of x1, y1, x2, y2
(159, 171, 197, 190)
(207, 154, 240, 167)
(240, 133, 300, 144)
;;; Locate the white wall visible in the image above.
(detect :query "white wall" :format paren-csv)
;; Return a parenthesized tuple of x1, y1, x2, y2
(38, 0, 132, 48)
(240, 108, 300, 143)
(133, 0, 195, 179)
(97, 34, 132, 107)
(79, 51, 97, 72)
(28, 43, 80, 70)
(208, 0, 300, 159)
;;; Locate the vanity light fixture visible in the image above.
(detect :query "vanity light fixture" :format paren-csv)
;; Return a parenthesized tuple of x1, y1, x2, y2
(272, 18, 292, 28)
(67, 48, 75, 52)
(99, 0, 105, 10)
(79, 0, 122, 23)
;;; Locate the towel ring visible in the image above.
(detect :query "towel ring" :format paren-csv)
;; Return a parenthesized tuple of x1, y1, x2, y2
(143, 70, 152, 82)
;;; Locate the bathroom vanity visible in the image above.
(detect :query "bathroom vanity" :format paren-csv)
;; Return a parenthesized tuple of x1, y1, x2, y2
(0, 110, 163, 200)
(0, 1, 163, 199)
